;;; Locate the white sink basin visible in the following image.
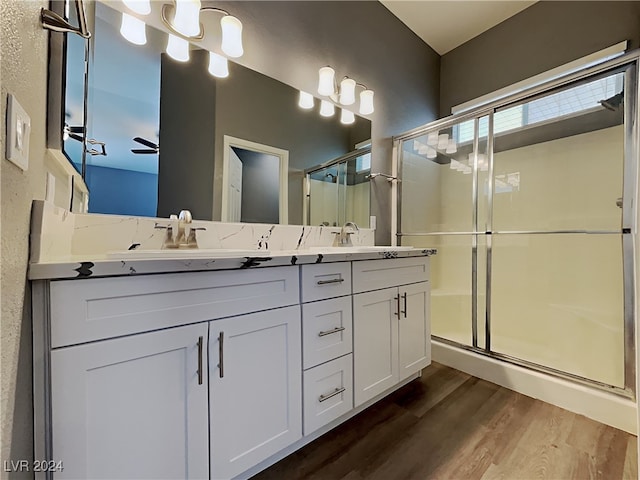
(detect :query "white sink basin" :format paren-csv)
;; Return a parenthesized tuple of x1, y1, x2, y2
(308, 246, 415, 253)
(107, 249, 270, 260)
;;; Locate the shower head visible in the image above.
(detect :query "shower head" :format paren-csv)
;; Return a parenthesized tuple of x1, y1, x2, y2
(599, 91, 623, 111)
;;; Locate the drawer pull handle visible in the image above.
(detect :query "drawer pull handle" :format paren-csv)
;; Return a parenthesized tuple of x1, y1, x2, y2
(197, 336, 204, 385)
(218, 331, 224, 378)
(317, 278, 345, 285)
(402, 292, 408, 318)
(395, 295, 400, 319)
(319, 387, 346, 403)
(318, 326, 346, 337)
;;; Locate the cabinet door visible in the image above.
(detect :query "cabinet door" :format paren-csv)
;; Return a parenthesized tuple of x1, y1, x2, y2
(353, 287, 399, 407)
(50, 323, 209, 480)
(209, 306, 302, 479)
(398, 281, 431, 380)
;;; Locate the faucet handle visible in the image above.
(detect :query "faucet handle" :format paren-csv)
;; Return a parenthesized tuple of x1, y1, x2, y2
(178, 210, 192, 223)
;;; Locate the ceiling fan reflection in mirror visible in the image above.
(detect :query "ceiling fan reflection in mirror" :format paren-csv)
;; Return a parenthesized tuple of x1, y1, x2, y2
(131, 136, 159, 154)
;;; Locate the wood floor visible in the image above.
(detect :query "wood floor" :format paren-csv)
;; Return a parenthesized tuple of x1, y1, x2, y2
(254, 362, 638, 480)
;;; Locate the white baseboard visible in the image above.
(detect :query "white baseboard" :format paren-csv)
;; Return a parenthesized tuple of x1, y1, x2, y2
(432, 340, 637, 435)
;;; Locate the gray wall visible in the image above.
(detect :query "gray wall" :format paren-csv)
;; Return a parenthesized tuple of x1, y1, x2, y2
(211, 1, 441, 242)
(440, 1, 640, 117)
(159, 49, 217, 219)
(234, 148, 280, 224)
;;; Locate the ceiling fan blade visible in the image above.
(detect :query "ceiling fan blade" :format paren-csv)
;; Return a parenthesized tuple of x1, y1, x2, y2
(133, 137, 158, 149)
(131, 149, 158, 154)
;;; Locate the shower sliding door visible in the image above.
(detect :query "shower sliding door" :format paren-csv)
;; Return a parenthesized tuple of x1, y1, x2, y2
(397, 60, 636, 395)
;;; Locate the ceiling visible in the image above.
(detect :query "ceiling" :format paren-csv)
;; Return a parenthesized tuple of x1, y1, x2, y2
(380, 1, 537, 55)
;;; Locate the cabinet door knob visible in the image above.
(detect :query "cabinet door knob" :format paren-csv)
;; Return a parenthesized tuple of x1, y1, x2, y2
(197, 336, 204, 385)
(218, 331, 225, 378)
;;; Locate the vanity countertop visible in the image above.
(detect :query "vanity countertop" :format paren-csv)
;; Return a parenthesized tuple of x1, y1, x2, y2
(28, 248, 437, 281)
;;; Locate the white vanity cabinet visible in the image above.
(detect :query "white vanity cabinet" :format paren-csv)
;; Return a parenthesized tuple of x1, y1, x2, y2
(352, 258, 431, 406)
(50, 323, 209, 480)
(33, 254, 432, 480)
(209, 306, 302, 479)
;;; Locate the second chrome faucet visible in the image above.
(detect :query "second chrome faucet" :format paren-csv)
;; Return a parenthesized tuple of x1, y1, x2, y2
(155, 210, 205, 249)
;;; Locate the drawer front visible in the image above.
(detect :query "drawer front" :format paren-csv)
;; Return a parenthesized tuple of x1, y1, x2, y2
(50, 266, 299, 348)
(303, 354, 353, 436)
(302, 297, 353, 369)
(301, 263, 351, 302)
(352, 257, 429, 294)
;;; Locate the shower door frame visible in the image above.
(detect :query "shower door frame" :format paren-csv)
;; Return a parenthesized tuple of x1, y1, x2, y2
(394, 51, 640, 399)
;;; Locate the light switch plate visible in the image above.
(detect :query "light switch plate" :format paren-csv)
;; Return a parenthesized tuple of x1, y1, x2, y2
(6, 94, 31, 171)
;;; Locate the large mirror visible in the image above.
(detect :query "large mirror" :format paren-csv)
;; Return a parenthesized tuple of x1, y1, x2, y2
(60, 0, 372, 226)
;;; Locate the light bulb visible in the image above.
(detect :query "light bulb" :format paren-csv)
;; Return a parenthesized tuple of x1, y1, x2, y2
(339, 78, 356, 105)
(445, 138, 457, 154)
(359, 89, 374, 115)
(220, 16, 243, 58)
(123, 0, 150, 15)
(426, 132, 438, 146)
(166, 34, 189, 62)
(318, 67, 335, 96)
(437, 133, 449, 150)
(208, 52, 228, 78)
(320, 100, 335, 117)
(120, 13, 146, 45)
(340, 109, 355, 124)
(298, 91, 314, 109)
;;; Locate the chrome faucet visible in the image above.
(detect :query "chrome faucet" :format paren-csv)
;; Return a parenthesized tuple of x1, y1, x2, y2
(155, 210, 205, 249)
(332, 221, 359, 247)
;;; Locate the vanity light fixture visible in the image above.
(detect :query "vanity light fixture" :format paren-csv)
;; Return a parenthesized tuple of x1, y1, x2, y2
(317, 66, 375, 115)
(160, 1, 244, 58)
(120, 12, 147, 45)
(298, 91, 315, 109)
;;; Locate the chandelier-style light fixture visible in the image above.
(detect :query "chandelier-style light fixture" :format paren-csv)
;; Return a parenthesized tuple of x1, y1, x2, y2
(316, 66, 375, 115)
(119, 0, 244, 78)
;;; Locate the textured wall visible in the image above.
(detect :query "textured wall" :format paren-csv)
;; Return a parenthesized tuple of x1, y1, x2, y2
(1, 0, 48, 476)
(440, 1, 640, 117)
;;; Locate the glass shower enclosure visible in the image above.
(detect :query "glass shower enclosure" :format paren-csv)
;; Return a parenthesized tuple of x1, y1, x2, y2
(396, 56, 637, 396)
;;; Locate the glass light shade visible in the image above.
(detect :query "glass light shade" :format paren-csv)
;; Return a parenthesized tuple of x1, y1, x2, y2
(462, 165, 472, 174)
(426, 147, 437, 159)
(318, 67, 335, 96)
(413, 139, 422, 151)
(120, 13, 146, 45)
(166, 34, 189, 62)
(123, 0, 150, 15)
(220, 16, 244, 58)
(172, 0, 200, 36)
(298, 91, 314, 109)
(359, 89, 374, 115)
(208, 52, 229, 78)
(320, 100, 335, 117)
(437, 133, 449, 150)
(418, 144, 428, 155)
(450, 159, 461, 170)
(339, 78, 356, 105)
(445, 138, 457, 154)
(340, 109, 355, 124)
(427, 132, 438, 146)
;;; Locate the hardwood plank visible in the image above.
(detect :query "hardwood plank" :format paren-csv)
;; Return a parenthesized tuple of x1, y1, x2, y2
(253, 363, 638, 480)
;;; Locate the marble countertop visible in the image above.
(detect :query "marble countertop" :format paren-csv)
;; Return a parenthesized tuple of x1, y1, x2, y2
(28, 248, 437, 281)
